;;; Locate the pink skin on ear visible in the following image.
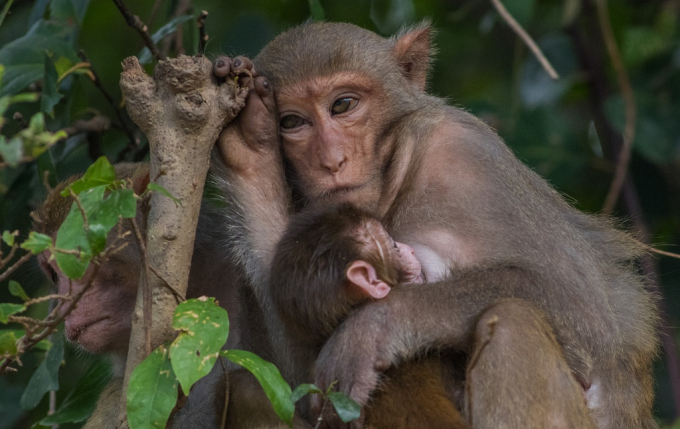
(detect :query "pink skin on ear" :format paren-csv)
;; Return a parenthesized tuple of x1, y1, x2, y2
(346, 260, 391, 300)
(395, 242, 423, 284)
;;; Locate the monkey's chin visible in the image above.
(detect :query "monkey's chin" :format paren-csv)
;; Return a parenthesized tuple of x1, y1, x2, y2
(66, 317, 128, 354)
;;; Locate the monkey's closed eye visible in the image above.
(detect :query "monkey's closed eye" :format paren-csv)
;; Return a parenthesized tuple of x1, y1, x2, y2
(280, 115, 305, 129)
(48, 267, 58, 284)
(331, 97, 358, 115)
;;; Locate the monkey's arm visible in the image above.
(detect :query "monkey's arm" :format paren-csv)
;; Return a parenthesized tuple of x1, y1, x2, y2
(313, 265, 611, 410)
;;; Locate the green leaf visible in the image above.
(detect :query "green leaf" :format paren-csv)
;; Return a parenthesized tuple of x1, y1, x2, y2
(20, 336, 63, 410)
(147, 183, 181, 206)
(20, 231, 53, 254)
(0, 303, 26, 323)
(54, 186, 106, 279)
(61, 156, 116, 196)
(291, 383, 322, 403)
(41, 53, 64, 115)
(170, 298, 229, 394)
(50, 0, 92, 25)
(0, 330, 18, 356)
(0, 20, 77, 97)
(0, 137, 22, 167)
(40, 358, 112, 425)
(9, 280, 29, 301)
(0, 0, 14, 29)
(138, 15, 194, 64)
(93, 188, 137, 226)
(223, 349, 294, 426)
(2, 230, 15, 246)
(127, 344, 178, 429)
(327, 392, 361, 423)
(307, 0, 325, 21)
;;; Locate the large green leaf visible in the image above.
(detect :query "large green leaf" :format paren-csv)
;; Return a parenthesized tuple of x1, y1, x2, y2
(223, 349, 294, 427)
(0, 20, 76, 97)
(127, 344, 178, 429)
(170, 298, 229, 395)
(40, 358, 111, 425)
(0, 0, 13, 29)
(0, 303, 25, 324)
(51, 0, 92, 25)
(20, 336, 64, 410)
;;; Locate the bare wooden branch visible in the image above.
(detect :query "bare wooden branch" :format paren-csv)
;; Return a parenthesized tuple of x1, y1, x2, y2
(197, 11, 209, 55)
(597, 0, 637, 214)
(112, 0, 164, 62)
(490, 0, 559, 80)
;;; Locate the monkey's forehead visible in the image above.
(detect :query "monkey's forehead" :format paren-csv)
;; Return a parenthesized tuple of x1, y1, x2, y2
(254, 22, 397, 90)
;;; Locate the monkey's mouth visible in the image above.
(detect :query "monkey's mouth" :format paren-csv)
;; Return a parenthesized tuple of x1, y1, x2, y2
(319, 182, 370, 200)
(66, 316, 110, 343)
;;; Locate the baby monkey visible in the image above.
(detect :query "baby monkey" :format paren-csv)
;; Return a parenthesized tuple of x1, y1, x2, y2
(271, 204, 468, 429)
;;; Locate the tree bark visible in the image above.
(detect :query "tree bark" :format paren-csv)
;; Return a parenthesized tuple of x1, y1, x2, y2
(116, 55, 248, 427)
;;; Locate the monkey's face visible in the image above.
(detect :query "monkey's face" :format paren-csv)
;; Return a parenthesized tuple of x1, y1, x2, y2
(39, 251, 139, 355)
(277, 73, 392, 211)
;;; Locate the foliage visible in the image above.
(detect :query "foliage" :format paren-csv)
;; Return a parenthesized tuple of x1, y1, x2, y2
(0, 0, 678, 428)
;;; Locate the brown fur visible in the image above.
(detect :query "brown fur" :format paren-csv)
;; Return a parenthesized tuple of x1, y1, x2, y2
(269, 204, 468, 428)
(211, 21, 658, 429)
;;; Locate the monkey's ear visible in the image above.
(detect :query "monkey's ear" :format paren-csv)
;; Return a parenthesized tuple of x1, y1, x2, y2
(132, 172, 150, 195)
(346, 260, 391, 300)
(392, 23, 433, 91)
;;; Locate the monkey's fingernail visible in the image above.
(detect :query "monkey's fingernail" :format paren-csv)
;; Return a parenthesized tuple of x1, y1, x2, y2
(233, 58, 242, 67)
(217, 59, 225, 68)
(263, 80, 270, 90)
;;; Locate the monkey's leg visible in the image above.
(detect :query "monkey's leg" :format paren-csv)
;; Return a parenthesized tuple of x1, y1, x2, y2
(464, 299, 596, 429)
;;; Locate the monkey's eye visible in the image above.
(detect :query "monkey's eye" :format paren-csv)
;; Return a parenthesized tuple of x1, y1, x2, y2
(48, 267, 58, 284)
(331, 97, 358, 115)
(280, 115, 305, 129)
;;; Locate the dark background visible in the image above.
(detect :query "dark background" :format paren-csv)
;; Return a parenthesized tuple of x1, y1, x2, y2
(0, 0, 678, 427)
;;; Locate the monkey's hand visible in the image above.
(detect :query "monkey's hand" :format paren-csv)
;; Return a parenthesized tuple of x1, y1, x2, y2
(312, 302, 396, 429)
(214, 56, 280, 176)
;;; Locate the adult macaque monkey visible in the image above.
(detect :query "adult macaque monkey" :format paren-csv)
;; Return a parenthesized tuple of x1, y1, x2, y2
(270, 203, 467, 429)
(212, 21, 658, 429)
(34, 163, 242, 429)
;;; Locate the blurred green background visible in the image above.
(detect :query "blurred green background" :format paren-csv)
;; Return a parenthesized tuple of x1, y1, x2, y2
(0, 0, 679, 427)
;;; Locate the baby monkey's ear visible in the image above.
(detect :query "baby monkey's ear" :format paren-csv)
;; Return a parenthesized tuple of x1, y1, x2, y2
(346, 260, 391, 300)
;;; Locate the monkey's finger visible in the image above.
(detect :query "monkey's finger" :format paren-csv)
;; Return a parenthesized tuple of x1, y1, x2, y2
(231, 56, 256, 79)
(253, 76, 276, 116)
(213, 56, 232, 79)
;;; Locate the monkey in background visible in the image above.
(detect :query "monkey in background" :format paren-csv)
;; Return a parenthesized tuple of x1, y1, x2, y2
(270, 203, 467, 429)
(34, 163, 244, 429)
(211, 21, 658, 429)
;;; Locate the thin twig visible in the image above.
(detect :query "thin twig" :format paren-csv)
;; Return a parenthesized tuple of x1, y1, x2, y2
(219, 358, 230, 429)
(597, 0, 637, 214)
(1, 242, 18, 267)
(0, 262, 103, 373)
(490, 0, 559, 80)
(68, 189, 89, 230)
(127, 218, 152, 356)
(161, 0, 191, 58)
(197, 11, 209, 55)
(0, 251, 33, 283)
(77, 51, 137, 152)
(149, 265, 185, 303)
(112, 0, 164, 62)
